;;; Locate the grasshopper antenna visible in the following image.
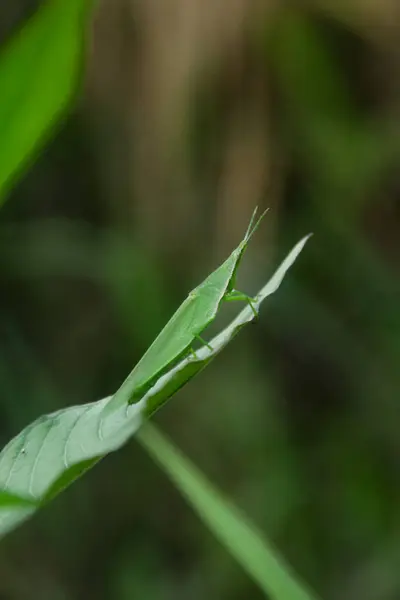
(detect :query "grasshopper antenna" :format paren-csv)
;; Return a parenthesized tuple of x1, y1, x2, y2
(244, 207, 269, 244)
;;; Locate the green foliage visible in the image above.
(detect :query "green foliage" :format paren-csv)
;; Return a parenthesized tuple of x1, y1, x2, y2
(138, 423, 317, 600)
(0, 2, 322, 599)
(0, 0, 92, 201)
(0, 234, 309, 545)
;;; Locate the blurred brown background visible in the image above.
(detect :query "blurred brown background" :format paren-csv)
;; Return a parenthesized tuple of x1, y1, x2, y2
(0, 0, 400, 598)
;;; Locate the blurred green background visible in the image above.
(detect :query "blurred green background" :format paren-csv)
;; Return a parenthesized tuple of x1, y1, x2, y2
(0, 0, 400, 598)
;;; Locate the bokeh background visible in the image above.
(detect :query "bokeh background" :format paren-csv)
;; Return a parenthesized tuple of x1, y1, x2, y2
(0, 0, 400, 598)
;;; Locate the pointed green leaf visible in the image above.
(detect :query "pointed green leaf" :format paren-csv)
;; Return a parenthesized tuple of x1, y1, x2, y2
(0, 235, 310, 539)
(0, 0, 93, 201)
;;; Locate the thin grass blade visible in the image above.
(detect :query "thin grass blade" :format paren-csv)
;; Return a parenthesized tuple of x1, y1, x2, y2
(137, 423, 319, 600)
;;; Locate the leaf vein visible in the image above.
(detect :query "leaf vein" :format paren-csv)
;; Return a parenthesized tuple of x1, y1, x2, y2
(63, 405, 92, 469)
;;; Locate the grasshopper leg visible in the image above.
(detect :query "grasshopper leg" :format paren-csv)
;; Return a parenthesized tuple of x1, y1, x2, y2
(224, 289, 258, 320)
(194, 334, 213, 351)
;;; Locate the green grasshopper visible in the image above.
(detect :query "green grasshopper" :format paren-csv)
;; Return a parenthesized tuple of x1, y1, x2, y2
(108, 207, 267, 410)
